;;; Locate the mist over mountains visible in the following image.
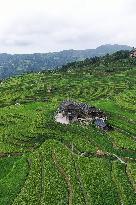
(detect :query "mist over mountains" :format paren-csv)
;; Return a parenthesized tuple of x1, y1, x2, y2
(0, 44, 132, 79)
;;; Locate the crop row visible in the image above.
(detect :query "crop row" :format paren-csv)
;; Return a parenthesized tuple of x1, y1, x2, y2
(112, 161, 136, 205)
(0, 156, 29, 205)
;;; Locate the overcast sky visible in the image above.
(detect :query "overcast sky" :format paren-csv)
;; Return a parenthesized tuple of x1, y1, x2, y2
(0, 0, 135, 53)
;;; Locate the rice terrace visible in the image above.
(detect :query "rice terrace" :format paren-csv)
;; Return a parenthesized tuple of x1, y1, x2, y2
(0, 49, 136, 205)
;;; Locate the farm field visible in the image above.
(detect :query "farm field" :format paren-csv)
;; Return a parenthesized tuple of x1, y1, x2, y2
(0, 64, 136, 205)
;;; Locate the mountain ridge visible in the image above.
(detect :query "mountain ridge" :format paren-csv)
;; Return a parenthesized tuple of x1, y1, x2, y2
(0, 44, 132, 79)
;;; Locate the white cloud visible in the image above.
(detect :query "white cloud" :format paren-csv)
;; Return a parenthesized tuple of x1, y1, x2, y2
(0, 0, 135, 53)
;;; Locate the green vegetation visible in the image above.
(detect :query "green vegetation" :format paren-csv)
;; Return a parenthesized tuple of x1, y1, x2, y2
(0, 51, 136, 204)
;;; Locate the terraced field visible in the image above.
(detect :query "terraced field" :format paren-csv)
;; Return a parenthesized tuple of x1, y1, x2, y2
(0, 67, 136, 204)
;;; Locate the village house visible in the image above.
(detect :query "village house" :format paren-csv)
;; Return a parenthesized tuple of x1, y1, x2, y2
(130, 48, 136, 58)
(55, 100, 112, 131)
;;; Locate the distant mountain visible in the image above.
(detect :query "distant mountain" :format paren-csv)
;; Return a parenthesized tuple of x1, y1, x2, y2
(0, 44, 132, 79)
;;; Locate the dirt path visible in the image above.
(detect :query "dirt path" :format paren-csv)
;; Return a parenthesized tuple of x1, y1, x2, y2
(112, 154, 126, 164)
(52, 150, 73, 205)
(63, 141, 136, 163)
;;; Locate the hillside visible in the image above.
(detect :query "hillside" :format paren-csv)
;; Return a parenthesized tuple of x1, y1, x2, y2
(0, 44, 132, 79)
(0, 54, 136, 205)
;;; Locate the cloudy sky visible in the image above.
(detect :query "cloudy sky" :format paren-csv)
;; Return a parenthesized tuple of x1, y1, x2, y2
(0, 0, 135, 53)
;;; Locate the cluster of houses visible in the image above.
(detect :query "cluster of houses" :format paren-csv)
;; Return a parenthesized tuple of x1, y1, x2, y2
(55, 100, 113, 131)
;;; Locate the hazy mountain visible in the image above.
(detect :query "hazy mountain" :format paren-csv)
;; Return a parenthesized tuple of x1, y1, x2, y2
(0, 44, 132, 79)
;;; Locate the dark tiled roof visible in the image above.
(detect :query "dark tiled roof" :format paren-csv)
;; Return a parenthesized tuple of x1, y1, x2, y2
(95, 119, 107, 128)
(60, 101, 97, 112)
(59, 100, 107, 119)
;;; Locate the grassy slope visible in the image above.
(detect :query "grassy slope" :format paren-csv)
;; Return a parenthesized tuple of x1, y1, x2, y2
(0, 65, 136, 205)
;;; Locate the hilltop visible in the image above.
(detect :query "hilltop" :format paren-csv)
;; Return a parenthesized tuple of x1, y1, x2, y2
(0, 44, 132, 79)
(0, 51, 136, 205)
